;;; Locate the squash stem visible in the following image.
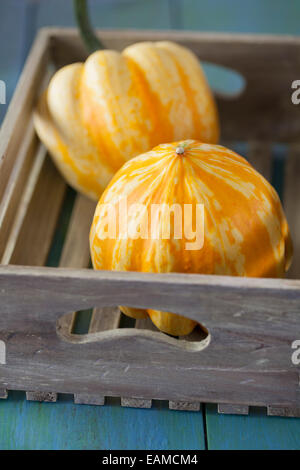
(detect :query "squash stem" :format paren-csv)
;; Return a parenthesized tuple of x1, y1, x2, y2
(73, 0, 104, 53)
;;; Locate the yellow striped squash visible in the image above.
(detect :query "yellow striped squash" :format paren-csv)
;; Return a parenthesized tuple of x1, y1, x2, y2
(34, 42, 219, 200)
(90, 140, 293, 336)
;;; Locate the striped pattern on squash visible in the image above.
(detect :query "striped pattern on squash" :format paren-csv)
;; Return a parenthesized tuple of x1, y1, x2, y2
(90, 140, 292, 336)
(34, 42, 219, 200)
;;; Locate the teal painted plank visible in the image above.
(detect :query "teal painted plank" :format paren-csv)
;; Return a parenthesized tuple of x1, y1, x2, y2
(0, 392, 205, 450)
(206, 404, 300, 450)
(46, 186, 77, 267)
(36, 0, 171, 30)
(182, 0, 300, 34)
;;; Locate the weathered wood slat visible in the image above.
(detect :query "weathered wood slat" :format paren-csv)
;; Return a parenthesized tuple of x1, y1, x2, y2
(74, 394, 105, 406)
(120, 316, 154, 409)
(1, 143, 45, 263)
(218, 403, 249, 415)
(73, 307, 121, 406)
(134, 318, 201, 410)
(58, 193, 95, 338)
(169, 401, 201, 412)
(0, 142, 65, 400)
(169, 327, 207, 411)
(1, 145, 66, 401)
(135, 317, 156, 331)
(121, 397, 152, 409)
(57, 193, 96, 406)
(26, 391, 57, 402)
(283, 144, 300, 279)
(248, 141, 272, 180)
(0, 50, 53, 258)
(89, 307, 121, 333)
(168, 326, 205, 412)
(1, 265, 297, 407)
(0, 29, 50, 203)
(73, 260, 121, 406)
(0, 120, 38, 259)
(57, 192, 121, 406)
(59, 194, 95, 269)
(1, 146, 66, 266)
(267, 406, 300, 418)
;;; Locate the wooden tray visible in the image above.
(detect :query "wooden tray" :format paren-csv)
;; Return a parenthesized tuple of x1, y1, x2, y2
(0, 28, 300, 416)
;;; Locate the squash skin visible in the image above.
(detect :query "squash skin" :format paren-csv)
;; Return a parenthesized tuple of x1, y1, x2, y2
(34, 42, 219, 200)
(90, 140, 292, 336)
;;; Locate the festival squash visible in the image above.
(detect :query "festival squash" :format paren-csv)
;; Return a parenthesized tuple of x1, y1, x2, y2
(34, 42, 219, 200)
(90, 140, 293, 336)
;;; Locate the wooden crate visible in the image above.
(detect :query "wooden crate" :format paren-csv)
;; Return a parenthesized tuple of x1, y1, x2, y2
(0, 28, 300, 416)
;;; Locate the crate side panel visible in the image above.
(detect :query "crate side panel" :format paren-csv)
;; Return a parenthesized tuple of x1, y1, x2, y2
(49, 29, 300, 142)
(0, 267, 299, 407)
(0, 30, 50, 202)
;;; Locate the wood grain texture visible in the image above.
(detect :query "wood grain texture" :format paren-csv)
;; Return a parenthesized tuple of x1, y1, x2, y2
(0, 265, 299, 408)
(218, 403, 249, 415)
(1, 145, 66, 400)
(57, 193, 95, 340)
(0, 119, 39, 259)
(120, 316, 153, 409)
(89, 307, 121, 333)
(121, 398, 152, 409)
(73, 304, 120, 406)
(1, 150, 66, 266)
(73, 394, 105, 406)
(283, 144, 300, 279)
(58, 194, 95, 269)
(26, 392, 57, 403)
(0, 28, 50, 203)
(127, 316, 203, 410)
(57, 193, 108, 406)
(56, 193, 121, 406)
(169, 401, 200, 412)
(267, 406, 300, 418)
(135, 317, 157, 331)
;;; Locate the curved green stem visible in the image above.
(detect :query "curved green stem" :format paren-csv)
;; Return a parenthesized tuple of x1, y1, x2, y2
(73, 0, 104, 53)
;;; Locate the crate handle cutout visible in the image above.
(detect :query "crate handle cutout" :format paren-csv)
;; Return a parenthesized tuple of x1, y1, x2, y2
(56, 311, 211, 353)
(203, 62, 246, 99)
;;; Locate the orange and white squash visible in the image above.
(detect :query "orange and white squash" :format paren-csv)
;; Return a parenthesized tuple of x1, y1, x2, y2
(90, 140, 292, 336)
(34, 42, 219, 200)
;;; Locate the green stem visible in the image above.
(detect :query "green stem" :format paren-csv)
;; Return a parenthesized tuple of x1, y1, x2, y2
(73, 0, 104, 53)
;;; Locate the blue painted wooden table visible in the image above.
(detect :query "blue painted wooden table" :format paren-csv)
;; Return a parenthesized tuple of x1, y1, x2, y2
(1, 0, 300, 450)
